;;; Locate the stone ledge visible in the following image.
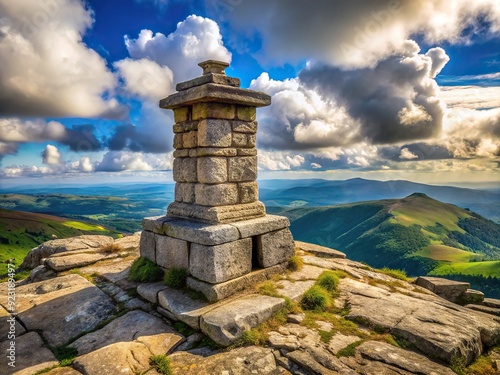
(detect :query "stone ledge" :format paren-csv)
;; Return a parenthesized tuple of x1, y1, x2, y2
(167, 201, 266, 224)
(176, 73, 240, 91)
(160, 83, 271, 109)
(186, 264, 287, 302)
(231, 215, 290, 237)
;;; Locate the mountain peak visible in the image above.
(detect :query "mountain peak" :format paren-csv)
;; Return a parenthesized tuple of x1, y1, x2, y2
(407, 192, 430, 199)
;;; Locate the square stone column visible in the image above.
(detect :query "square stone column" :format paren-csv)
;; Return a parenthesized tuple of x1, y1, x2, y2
(140, 60, 295, 302)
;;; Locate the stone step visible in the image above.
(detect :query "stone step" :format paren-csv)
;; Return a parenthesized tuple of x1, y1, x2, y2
(465, 304, 500, 317)
(45, 252, 118, 272)
(295, 241, 346, 259)
(483, 298, 500, 309)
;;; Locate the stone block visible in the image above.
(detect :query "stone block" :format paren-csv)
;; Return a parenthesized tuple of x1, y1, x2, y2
(173, 157, 197, 183)
(247, 134, 256, 147)
(415, 277, 470, 304)
(295, 241, 346, 259)
(182, 130, 198, 148)
(197, 157, 228, 183)
(173, 121, 198, 133)
(238, 181, 259, 203)
(196, 147, 237, 157)
(162, 218, 241, 245)
(136, 282, 168, 304)
(156, 235, 189, 271)
(198, 119, 232, 147)
(195, 183, 239, 206)
(232, 120, 257, 133)
(190, 238, 252, 283)
(174, 106, 190, 123)
(236, 106, 257, 121)
(237, 148, 257, 156)
(232, 132, 248, 147)
(173, 149, 189, 158)
(257, 228, 295, 268)
(173, 134, 183, 149)
(462, 289, 485, 305)
(231, 215, 289, 238)
(176, 73, 240, 91)
(142, 216, 174, 234)
(175, 183, 195, 203)
(168, 201, 266, 224)
(139, 231, 156, 262)
(228, 156, 257, 182)
(187, 264, 286, 302)
(193, 102, 235, 120)
(200, 295, 285, 346)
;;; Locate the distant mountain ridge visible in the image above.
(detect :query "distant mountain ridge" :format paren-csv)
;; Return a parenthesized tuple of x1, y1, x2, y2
(275, 193, 500, 282)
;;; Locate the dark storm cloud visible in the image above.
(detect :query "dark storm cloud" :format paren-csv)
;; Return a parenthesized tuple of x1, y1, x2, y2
(379, 143, 454, 161)
(107, 124, 170, 153)
(299, 46, 448, 145)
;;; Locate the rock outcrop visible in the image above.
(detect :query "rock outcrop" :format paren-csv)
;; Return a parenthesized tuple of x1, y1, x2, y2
(2, 235, 499, 375)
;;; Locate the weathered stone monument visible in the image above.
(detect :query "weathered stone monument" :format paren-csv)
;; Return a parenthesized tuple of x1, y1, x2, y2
(140, 60, 295, 301)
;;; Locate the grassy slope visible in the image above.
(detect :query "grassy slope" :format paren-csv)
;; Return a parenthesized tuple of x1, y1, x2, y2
(286, 193, 500, 277)
(0, 208, 120, 275)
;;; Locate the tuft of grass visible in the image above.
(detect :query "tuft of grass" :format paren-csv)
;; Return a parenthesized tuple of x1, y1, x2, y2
(53, 346, 78, 366)
(98, 243, 123, 254)
(316, 271, 340, 293)
(465, 355, 496, 375)
(377, 267, 411, 281)
(450, 355, 467, 375)
(336, 340, 363, 358)
(150, 354, 172, 375)
(300, 285, 331, 311)
(128, 257, 163, 282)
(288, 255, 304, 271)
(257, 280, 280, 297)
(163, 267, 188, 289)
(318, 330, 335, 343)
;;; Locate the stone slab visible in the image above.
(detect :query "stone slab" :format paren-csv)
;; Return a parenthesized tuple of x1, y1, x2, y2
(327, 333, 362, 355)
(78, 258, 135, 285)
(139, 230, 156, 262)
(277, 280, 316, 301)
(73, 342, 152, 375)
(160, 83, 271, 109)
(415, 276, 470, 303)
(45, 252, 118, 272)
(158, 287, 220, 329)
(190, 238, 252, 283)
(0, 331, 58, 375)
(200, 294, 286, 346)
(230, 214, 290, 238)
(9, 274, 117, 347)
(176, 73, 240, 91)
(137, 282, 169, 304)
(465, 304, 500, 317)
(155, 235, 189, 270)
(161, 217, 241, 245)
(141, 215, 173, 234)
(187, 264, 287, 302)
(69, 310, 182, 355)
(257, 228, 295, 268)
(288, 264, 326, 281)
(295, 241, 346, 259)
(483, 298, 500, 308)
(167, 201, 266, 224)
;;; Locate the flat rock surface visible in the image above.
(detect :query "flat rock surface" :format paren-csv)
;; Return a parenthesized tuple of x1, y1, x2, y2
(169, 346, 284, 375)
(78, 258, 135, 285)
(69, 310, 182, 355)
(288, 264, 326, 281)
(0, 305, 25, 342)
(277, 279, 315, 301)
(45, 252, 117, 272)
(137, 281, 169, 304)
(200, 294, 286, 346)
(20, 235, 114, 269)
(327, 333, 361, 355)
(113, 234, 141, 251)
(295, 241, 346, 259)
(73, 342, 153, 375)
(357, 341, 456, 375)
(343, 277, 500, 365)
(5, 274, 117, 347)
(0, 331, 58, 375)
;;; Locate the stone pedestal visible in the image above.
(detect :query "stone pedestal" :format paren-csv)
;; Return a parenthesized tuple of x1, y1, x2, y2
(140, 60, 295, 301)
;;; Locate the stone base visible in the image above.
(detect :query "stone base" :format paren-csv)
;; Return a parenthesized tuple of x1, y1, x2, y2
(167, 201, 265, 224)
(140, 214, 295, 301)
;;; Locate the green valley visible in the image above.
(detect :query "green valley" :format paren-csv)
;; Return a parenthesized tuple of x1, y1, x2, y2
(0, 208, 121, 276)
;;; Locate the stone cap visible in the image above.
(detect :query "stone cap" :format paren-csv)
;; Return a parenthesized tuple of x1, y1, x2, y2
(162, 60, 271, 108)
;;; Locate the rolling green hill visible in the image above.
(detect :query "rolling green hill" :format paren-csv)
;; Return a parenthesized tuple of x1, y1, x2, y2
(0, 209, 121, 276)
(279, 193, 500, 279)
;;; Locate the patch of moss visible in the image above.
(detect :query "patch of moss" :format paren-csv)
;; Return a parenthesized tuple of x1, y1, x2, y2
(465, 355, 496, 375)
(173, 321, 196, 337)
(300, 285, 331, 311)
(163, 267, 188, 289)
(336, 340, 363, 358)
(150, 354, 172, 375)
(53, 346, 78, 366)
(257, 280, 280, 297)
(128, 257, 163, 282)
(288, 255, 304, 271)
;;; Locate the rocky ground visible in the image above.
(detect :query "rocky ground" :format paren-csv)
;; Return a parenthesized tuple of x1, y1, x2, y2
(1, 235, 499, 375)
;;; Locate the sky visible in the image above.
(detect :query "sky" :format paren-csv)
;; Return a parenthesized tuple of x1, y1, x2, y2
(0, 0, 499, 187)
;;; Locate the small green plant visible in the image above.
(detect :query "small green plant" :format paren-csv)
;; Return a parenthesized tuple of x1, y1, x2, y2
(300, 285, 331, 311)
(316, 271, 340, 293)
(53, 346, 78, 366)
(163, 267, 188, 289)
(257, 280, 280, 297)
(150, 354, 173, 375)
(173, 321, 196, 337)
(288, 255, 304, 271)
(466, 355, 496, 375)
(377, 267, 410, 281)
(336, 340, 363, 358)
(128, 257, 163, 282)
(318, 329, 334, 343)
(450, 355, 467, 375)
